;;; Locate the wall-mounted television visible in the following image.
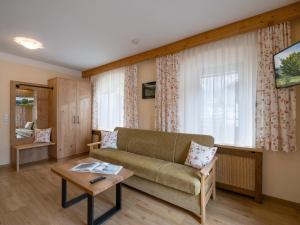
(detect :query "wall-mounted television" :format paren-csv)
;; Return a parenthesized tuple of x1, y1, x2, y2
(274, 41, 300, 88)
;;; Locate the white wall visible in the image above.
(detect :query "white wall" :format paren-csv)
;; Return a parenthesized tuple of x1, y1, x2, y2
(137, 59, 156, 130)
(0, 54, 81, 165)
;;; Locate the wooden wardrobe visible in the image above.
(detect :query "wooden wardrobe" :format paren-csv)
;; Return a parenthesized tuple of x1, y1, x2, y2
(48, 78, 91, 159)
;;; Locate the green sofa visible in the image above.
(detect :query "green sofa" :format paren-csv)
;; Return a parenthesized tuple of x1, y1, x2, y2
(89, 128, 217, 224)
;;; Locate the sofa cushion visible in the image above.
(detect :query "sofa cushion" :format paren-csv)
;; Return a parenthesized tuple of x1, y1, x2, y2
(185, 141, 217, 169)
(156, 163, 201, 195)
(101, 130, 118, 149)
(90, 148, 201, 195)
(90, 148, 167, 182)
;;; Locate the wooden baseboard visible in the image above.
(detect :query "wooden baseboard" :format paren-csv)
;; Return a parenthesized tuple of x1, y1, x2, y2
(57, 152, 89, 162)
(18, 158, 55, 169)
(0, 163, 10, 169)
(263, 195, 300, 209)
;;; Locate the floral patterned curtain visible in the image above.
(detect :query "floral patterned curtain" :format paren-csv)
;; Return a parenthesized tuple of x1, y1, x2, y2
(155, 53, 180, 132)
(124, 64, 139, 128)
(256, 22, 297, 152)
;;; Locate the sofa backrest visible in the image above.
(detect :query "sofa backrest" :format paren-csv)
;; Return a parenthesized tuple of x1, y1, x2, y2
(116, 127, 177, 161)
(115, 127, 214, 164)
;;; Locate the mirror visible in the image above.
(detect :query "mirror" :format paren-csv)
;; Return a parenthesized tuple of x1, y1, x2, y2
(15, 88, 37, 139)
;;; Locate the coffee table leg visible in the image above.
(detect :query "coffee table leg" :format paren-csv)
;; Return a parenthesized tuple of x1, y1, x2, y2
(92, 183, 122, 225)
(88, 194, 94, 225)
(60, 179, 122, 225)
(61, 178, 88, 208)
(62, 179, 67, 208)
(116, 182, 121, 210)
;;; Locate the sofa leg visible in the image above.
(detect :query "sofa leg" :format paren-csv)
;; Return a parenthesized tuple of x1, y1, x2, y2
(201, 208, 206, 224)
(212, 165, 216, 200)
(200, 175, 206, 224)
(212, 185, 216, 200)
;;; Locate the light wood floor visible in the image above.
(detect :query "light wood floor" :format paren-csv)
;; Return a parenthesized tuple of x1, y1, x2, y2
(0, 159, 299, 225)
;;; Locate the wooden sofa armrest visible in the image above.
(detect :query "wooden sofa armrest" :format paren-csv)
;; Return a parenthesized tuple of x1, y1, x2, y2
(197, 156, 218, 223)
(200, 157, 218, 177)
(87, 141, 101, 151)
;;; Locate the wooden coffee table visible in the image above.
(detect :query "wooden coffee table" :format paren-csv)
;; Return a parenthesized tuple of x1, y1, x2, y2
(51, 157, 133, 225)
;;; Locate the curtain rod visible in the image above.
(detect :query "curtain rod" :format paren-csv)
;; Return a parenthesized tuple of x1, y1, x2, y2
(16, 84, 53, 90)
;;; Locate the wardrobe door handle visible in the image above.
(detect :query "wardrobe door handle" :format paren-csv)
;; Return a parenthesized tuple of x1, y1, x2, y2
(77, 116, 80, 124)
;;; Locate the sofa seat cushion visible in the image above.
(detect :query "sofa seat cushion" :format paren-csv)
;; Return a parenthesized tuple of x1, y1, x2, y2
(90, 148, 201, 196)
(90, 149, 167, 182)
(157, 163, 201, 195)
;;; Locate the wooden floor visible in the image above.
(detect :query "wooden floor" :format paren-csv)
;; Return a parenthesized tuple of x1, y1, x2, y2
(0, 159, 299, 225)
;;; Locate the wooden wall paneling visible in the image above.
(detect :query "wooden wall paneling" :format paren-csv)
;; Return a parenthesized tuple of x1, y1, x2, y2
(75, 81, 92, 154)
(48, 78, 58, 159)
(10, 81, 17, 169)
(36, 89, 50, 129)
(82, 2, 300, 77)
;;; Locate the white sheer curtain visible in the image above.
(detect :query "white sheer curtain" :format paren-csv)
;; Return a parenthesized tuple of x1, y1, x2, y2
(179, 32, 258, 147)
(91, 68, 125, 131)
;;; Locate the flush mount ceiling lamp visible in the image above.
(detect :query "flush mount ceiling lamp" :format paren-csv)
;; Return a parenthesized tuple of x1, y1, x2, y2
(14, 37, 44, 50)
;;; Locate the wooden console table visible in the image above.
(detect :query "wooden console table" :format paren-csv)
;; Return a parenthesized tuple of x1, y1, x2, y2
(13, 142, 55, 172)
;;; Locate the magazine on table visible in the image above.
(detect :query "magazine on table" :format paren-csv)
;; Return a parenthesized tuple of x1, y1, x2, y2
(70, 161, 123, 175)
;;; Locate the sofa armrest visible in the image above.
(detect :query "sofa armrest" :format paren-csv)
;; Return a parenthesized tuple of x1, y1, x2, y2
(198, 156, 218, 177)
(87, 141, 101, 151)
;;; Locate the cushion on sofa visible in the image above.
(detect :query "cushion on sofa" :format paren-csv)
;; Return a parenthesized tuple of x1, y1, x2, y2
(185, 141, 217, 169)
(90, 148, 201, 195)
(101, 130, 118, 149)
(174, 133, 215, 164)
(156, 163, 200, 195)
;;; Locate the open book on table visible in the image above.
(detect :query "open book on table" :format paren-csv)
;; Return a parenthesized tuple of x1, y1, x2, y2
(70, 161, 123, 175)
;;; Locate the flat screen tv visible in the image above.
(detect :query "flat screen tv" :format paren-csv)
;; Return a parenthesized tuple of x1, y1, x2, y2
(274, 41, 300, 88)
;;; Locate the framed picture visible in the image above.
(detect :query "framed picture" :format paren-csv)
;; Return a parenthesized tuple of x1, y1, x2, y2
(142, 81, 156, 99)
(273, 41, 300, 88)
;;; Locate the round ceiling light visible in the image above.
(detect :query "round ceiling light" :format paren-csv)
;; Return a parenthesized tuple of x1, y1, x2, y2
(14, 37, 44, 50)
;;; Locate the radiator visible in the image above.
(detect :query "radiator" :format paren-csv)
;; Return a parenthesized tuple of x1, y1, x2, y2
(215, 145, 263, 202)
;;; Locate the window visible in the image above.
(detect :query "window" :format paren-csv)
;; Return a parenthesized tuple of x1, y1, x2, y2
(179, 32, 257, 147)
(91, 68, 125, 131)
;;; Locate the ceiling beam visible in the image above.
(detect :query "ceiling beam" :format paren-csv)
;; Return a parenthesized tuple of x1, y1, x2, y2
(82, 1, 300, 78)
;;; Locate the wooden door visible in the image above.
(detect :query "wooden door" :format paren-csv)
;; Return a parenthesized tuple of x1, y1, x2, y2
(57, 79, 77, 158)
(75, 81, 91, 154)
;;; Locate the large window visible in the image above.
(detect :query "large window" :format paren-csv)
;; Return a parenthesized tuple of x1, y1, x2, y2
(91, 68, 125, 131)
(179, 32, 257, 147)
